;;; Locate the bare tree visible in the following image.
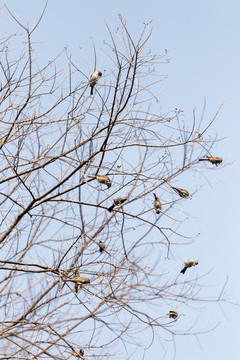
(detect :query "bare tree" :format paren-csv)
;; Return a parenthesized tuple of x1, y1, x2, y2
(0, 6, 227, 360)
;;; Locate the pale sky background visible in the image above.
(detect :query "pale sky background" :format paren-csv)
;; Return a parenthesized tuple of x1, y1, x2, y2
(1, 1, 239, 359)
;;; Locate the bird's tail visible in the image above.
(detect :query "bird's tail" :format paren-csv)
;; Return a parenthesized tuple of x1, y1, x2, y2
(107, 204, 115, 212)
(74, 283, 79, 293)
(199, 158, 207, 162)
(180, 267, 187, 274)
(90, 86, 94, 95)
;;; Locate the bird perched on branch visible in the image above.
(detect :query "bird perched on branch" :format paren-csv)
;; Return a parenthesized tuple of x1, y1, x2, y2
(153, 193, 161, 214)
(69, 272, 90, 293)
(199, 156, 222, 166)
(167, 310, 178, 319)
(180, 258, 198, 274)
(171, 186, 189, 198)
(89, 70, 102, 95)
(97, 241, 106, 253)
(107, 196, 128, 212)
(70, 349, 84, 358)
(90, 174, 111, 188)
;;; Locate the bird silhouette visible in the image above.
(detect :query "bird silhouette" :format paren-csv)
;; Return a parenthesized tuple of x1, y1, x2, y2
(97, 241, 106, 253)
(107, 196, 128, 212)
(89, 70, 102, 95)
(69, 272, 90, 293)
(180, 258, 198, 274)
(167, 310, 178, 319)
(70, 349, 84, 358)
(199, 156, 222, 165)
(92, 174, 111, 188)
(153, 193, 162, 214)
(171, 186, 189, 198)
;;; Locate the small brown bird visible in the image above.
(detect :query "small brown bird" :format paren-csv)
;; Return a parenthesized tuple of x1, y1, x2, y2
(70, 349, 84, 358)
(153, 193, 161, 214)
(69, 273, 90, 293)
(97, 241, 106, 253)
(94, 174, 111, 188)
(180, 258, 198, 274)
(89, 70, 102, 95)
(171, 186, 189, 198)
(107, 196, 128, 212)
(199, 156, 222, 166)
(167, 310, 178, 319)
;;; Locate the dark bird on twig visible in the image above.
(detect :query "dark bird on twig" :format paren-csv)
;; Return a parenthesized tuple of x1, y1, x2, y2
(167, 310, 178, 319)
(90, 174, 111, 188)
(199, 156, 222, 165)
(171, 186, 189, 198)
(180, 258, 198, 274)
(70, 349, 84, 358)
(153, 193, 161, 214)
(107, 196, 128, 212)
(97, 241, 106, 253)
(89, 70, 102, 95)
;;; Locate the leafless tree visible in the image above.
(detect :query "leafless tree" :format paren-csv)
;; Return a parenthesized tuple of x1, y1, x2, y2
(0, 6, 228, 360)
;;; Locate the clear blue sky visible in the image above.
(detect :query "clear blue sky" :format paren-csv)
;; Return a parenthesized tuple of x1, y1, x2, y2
(2, 0, 239, 358)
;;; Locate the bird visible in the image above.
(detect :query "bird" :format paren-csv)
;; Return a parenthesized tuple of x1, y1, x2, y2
(89, 70, 102, 95)
(69, 272, 90, 293)
(70, 349, 84, 358)
(107, 196, 128, 212)
(180, 258, 198, 274)
(91, 174, 111, 188)
(199, 156, 222, 165)
(167, 310, 178, 319)
(171, 186, 189, 198)
(97, 241, 106, 253)
(153, 193, 161, 214)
